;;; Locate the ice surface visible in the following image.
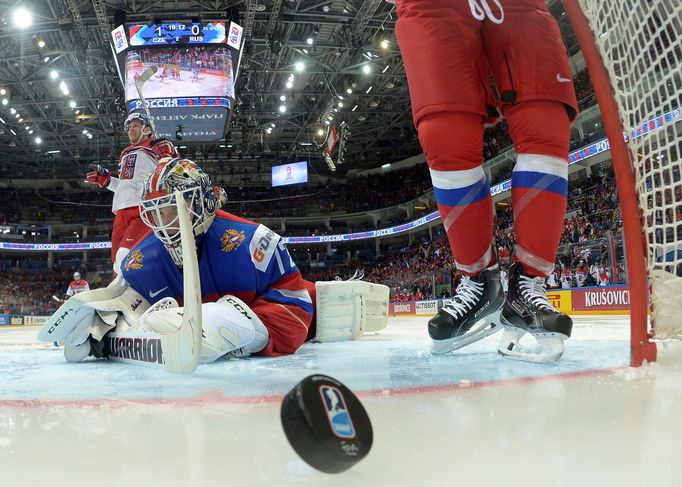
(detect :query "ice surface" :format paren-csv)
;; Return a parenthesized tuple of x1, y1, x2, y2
(1, 316, 681, 486)
(125, 70, 229, 100)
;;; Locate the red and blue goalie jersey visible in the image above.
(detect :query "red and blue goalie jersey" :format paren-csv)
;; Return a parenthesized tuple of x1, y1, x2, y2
(120, 210, 317, 356)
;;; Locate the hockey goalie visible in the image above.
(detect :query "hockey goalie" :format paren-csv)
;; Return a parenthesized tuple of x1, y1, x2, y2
(39, 158, 390, 372)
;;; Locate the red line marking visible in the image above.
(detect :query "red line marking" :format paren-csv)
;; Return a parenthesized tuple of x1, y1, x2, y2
(0, 367, 624, 409)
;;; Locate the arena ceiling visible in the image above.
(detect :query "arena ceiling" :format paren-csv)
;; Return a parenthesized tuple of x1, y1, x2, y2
(0, 0, 579, 182)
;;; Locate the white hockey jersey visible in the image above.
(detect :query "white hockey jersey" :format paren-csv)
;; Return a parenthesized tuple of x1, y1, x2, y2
(108, 139, 159, 213)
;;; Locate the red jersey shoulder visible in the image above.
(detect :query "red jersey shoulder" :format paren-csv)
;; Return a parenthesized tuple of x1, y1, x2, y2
(215, 209, 257, 226)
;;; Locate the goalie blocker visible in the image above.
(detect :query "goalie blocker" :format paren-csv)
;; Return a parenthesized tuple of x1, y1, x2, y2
(37, 279, 390, 366)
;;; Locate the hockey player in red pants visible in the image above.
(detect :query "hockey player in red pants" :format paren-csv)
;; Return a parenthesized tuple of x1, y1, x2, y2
(86, 112, 178, 273)
(395, 0, 578, 362)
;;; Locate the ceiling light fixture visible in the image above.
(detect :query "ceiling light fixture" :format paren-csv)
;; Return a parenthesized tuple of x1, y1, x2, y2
(12, 7, 33, 29)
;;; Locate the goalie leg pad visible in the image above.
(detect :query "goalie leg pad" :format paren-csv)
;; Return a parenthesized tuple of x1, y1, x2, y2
(138, 295, 269, 363)
(314, 281, 390, 342)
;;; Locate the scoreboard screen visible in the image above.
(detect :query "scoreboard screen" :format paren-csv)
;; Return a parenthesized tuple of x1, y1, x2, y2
(129, 22, 226, 46)
(272, 161, 309, 187)
(124, 47, 234, 101)
(111, 20, 244, 142)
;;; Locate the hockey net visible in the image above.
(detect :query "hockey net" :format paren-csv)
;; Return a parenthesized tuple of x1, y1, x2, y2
(565, 0, 682, 364)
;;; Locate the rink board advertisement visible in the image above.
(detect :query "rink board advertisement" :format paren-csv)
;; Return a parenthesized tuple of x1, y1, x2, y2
(570, 285, 630, 313)
(390, 286, 631, 317)
(0, 315, 55, 326)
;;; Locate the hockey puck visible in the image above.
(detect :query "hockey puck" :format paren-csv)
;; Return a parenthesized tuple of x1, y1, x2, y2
(280, 374, 373, 474)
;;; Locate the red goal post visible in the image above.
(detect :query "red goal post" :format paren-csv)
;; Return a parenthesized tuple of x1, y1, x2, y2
(564, 0, 682, 366)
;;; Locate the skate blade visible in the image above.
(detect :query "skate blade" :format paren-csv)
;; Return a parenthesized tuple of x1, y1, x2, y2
(431, 311, 503, 355)
(497, 328, 567, 363)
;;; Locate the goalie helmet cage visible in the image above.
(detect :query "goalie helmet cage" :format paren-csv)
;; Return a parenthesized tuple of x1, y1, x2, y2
(563, 0, 682, 366)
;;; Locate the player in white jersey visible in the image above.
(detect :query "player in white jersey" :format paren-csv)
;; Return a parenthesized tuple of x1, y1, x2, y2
(86, 112, 178, 273)
(66, 271, 90, 297)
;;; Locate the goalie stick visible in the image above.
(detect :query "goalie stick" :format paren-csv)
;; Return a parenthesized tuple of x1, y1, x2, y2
(52, 295, 65, 303)
(106, 190, 203, 373)
(135, 65, 158, 136)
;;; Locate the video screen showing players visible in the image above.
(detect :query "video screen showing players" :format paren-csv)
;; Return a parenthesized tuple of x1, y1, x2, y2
(125, 46, 234, 101)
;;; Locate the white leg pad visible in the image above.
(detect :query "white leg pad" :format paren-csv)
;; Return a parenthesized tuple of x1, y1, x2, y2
(139, 295, 269, 363)
(314, 281, 390, 342)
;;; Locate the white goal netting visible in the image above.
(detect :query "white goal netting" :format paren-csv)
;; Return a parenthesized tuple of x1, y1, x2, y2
(577, 0, 682, 338)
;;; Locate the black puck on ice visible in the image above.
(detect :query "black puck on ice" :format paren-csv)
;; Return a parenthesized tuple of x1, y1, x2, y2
(280, 374, 373, 474)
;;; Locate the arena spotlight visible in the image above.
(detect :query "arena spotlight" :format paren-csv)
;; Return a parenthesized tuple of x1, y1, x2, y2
(0, 88, 6, 95)
(50, 70, 59, 79)
(37, 39, 45, 48)
(295, 61, 305, 72)
(362, 64, 372, 74)
(35, 137, 42, 144)
(12, 7, 33, 29)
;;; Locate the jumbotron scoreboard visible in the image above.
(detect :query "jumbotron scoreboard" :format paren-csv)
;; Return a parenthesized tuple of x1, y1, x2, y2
(129, 22, 227, 46)
(110, 20, 243, 142)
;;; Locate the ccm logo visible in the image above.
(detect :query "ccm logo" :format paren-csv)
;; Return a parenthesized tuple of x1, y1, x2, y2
(252, 229, 276, 262)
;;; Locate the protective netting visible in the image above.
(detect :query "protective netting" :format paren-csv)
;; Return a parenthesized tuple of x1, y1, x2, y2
(577, 0, 682, 338)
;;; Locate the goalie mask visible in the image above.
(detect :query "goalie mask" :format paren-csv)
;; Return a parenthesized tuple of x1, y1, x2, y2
(140, 158, 217, 266)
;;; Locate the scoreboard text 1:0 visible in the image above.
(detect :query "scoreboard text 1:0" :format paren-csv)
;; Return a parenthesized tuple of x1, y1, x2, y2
(129, 22, 226, 46)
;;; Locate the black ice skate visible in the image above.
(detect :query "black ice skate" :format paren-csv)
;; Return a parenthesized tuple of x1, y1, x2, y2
(429, 265, 505, 354)
(498, 261, 573, 363)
